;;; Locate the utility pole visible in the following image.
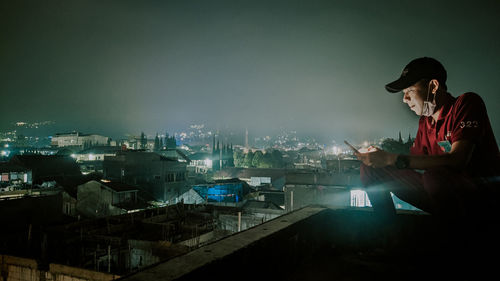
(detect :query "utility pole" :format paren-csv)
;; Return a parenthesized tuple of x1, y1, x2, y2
(108, 245, 111, 273)
(238, 212, 241, 232)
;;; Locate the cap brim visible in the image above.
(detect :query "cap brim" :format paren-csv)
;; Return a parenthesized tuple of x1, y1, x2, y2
(385, 77, 413, 93)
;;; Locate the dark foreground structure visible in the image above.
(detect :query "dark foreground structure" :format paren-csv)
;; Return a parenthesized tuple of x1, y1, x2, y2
(120, 206, 499, 281)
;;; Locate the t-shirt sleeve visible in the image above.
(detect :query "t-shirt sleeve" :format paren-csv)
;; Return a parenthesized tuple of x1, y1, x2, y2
(451, 93, 487, 143)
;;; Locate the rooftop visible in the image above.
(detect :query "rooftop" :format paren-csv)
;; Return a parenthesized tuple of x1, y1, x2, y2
(76, 146, 123, 155)
(99, 180, 139, 193)
(53, 132, 103, 137)
(120, 206, 500, 281)
(0, 162, 29, 172)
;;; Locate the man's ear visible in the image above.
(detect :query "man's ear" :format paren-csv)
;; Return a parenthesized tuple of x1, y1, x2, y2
(430, 79, 440, 94)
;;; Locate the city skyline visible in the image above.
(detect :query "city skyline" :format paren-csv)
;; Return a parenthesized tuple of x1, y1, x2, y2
(1, 119, 412, 149)
(2, 0, 500, 143)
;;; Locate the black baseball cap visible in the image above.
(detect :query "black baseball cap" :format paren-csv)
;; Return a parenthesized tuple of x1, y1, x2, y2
(385, 57, 447, 93)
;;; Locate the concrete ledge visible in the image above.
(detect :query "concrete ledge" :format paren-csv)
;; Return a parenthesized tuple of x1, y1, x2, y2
(50, 263, 120, 280)
(1, 254, 38, 269)
(119, 206, 500, 281)
(120, 206, 326, 281)
(0, 254, 119, 281)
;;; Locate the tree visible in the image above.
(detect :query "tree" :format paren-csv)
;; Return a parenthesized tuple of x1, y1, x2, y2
(243, 151, 254, 168)
(407, 133, 413, 144)
(140, 132, 147, 149)
(271, 150, 284, 168)
(380, 138, 412, 154)
(233, 150, 244, 167)
(252, 151, 264, 168)
(165, 132, 176, 149)
(154, 133, 160, 151)
(259, 153, 273, 168)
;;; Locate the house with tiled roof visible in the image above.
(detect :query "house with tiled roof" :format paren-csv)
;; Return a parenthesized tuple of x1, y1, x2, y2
(76, 179, 141, 218)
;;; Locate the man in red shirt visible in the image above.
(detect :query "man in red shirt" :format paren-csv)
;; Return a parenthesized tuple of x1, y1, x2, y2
(357, 57, 500, 220)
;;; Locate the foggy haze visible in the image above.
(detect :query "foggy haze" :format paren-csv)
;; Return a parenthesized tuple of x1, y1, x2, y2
(1, 0, 499, 143)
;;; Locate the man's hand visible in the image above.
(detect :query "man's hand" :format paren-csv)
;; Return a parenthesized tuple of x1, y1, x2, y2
(355, 147, 398, 169)
(355, 140, 474, 170)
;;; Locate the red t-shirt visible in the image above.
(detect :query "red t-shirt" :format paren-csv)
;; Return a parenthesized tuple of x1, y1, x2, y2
(410, 92, 500, 177)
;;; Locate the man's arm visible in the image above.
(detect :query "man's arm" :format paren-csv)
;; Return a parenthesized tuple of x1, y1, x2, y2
(406, 139, 474, 170)
(356, 139, 475, 170)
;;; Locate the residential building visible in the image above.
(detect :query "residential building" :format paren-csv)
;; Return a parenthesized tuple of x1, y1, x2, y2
(9, 155, 81, 185)
(73, 145, 123, 174)
(103, 151, 188, 203)
(76, 180, 139, 218)
(51, 132, 109, 148)
(191, 179, 249, 204)
(186, 152, 212, 174)
(0, 162, 32, 187)
(157, 148, 190, 163)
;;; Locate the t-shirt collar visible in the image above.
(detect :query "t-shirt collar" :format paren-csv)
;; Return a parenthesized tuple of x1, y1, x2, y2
(437, 92, 456, 121)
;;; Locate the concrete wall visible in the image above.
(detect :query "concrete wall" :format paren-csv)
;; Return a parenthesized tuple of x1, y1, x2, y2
(244, 208, 284, 221)
(77, 181, 124, 218)
(218, 213, 266, 232)
(177, 189, 204, 205)
(178, 231, 215, 248)
(127, 241, 161, 272)
(103, 153, 188, 202)
(62, 191, 77, 217)
(284, 184, 351, 212)
(0, 255, 119, 281)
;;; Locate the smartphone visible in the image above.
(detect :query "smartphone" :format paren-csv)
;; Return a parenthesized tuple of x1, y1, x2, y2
(344, 140, 359, 154)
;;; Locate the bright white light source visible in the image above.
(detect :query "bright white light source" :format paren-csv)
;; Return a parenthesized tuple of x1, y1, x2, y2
(350, 189, 372, 207)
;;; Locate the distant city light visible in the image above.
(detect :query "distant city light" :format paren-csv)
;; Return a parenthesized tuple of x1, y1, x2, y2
(332, 146, 340, 155)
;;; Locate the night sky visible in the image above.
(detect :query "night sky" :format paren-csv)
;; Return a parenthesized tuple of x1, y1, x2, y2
(1, 0, 499, 143)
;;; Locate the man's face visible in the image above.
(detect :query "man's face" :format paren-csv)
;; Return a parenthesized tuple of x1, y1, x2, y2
(402, 81, 428, 116)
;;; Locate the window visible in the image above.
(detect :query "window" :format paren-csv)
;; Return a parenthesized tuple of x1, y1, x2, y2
(175, 172, 185, 181)
(166, 173, 174, 183)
